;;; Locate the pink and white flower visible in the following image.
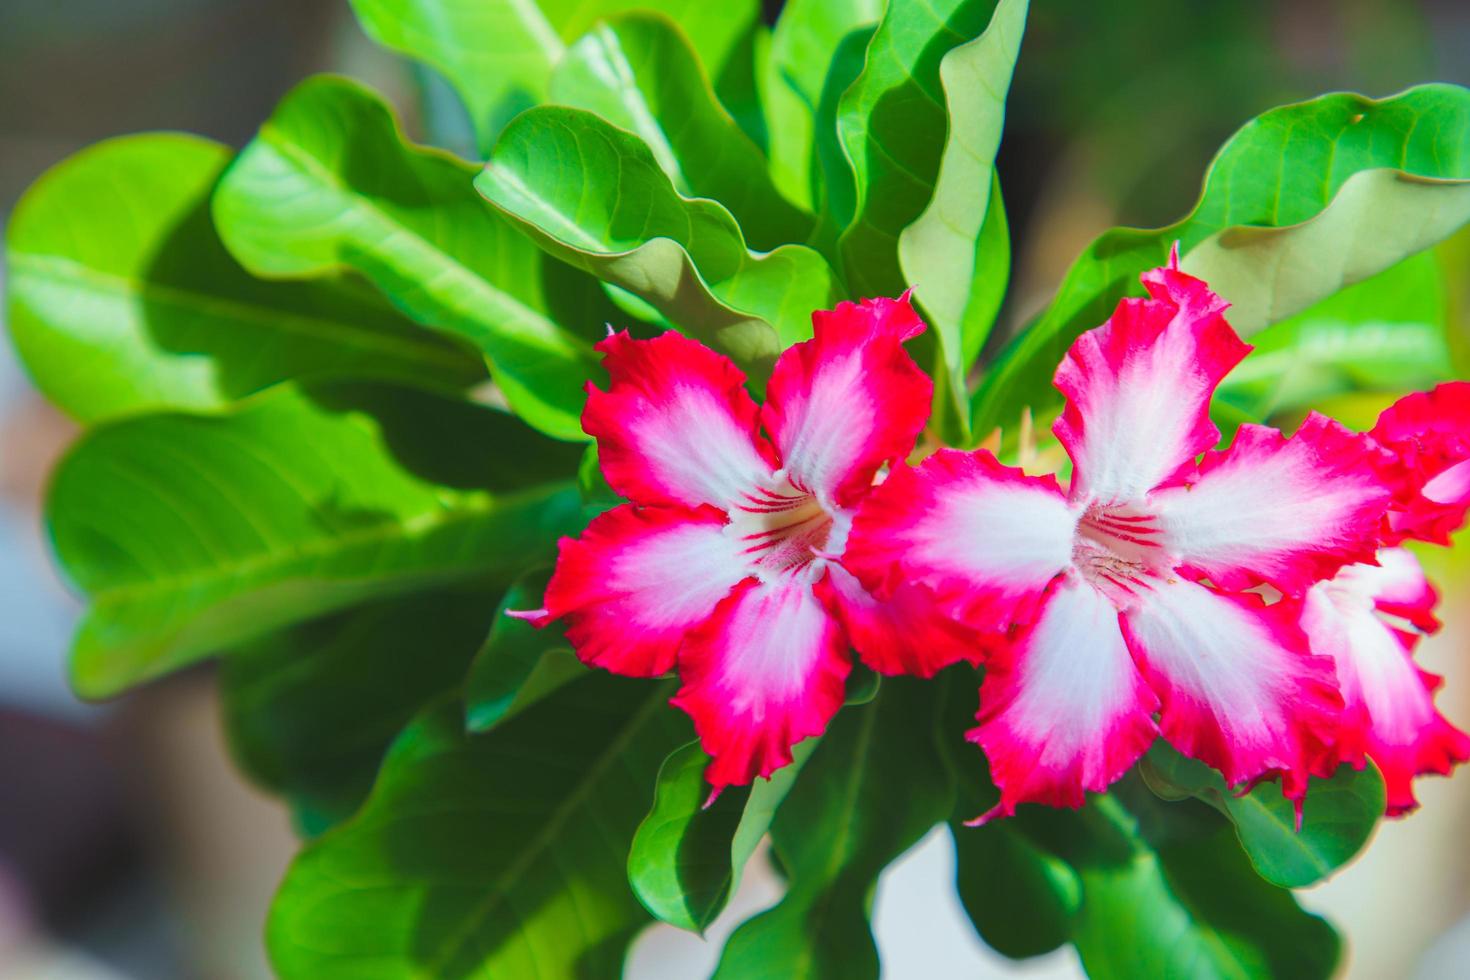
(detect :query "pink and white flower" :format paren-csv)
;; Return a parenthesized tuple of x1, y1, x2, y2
(846, 253, 1393, 821)
(1372, 382, 1470, 546)
(1303, 548, 1470, 816)
(519, 298, 973, 793)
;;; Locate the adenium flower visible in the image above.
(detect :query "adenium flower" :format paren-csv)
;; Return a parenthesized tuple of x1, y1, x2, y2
(1371, 382, 1470, 546)
(519, 298, 973, 793)
(846, 253, 1393, 822)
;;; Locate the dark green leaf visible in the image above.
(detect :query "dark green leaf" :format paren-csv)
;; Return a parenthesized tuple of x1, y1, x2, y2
(713, 679, 955, 979)
(214, 75, 613, 440)
(549, 12, 810, 250)
(974, 83, 1470, 438)
(463, 569, 584, 733)
(1141, 741, 1385, 888)
(629, 739, 814, 934)
(51, 381, 583, 699)
(5, 133, 481, 423)
(268, 673, 688, 978)
(476, 106, 839, 370)
(221, 587, 499, 833)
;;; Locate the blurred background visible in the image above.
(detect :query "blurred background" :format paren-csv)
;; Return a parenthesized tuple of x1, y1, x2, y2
(1, 1, 1468, 977)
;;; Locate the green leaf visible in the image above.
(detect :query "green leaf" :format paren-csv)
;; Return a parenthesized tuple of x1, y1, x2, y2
(476, 106, 840, 370)
(898, 0, 1026, 438)
(1217, 251, 1452, 419)
(1140, 741, 1385, 889)
(549, 12, 810, 251)
(973, 83, 1470, 438)
(629, 738, 814, 934)
(268, 673, 689, 979)
(836, 0, 1001, 297)
(214, 75, 613, 441)
(463, 569, 584, 733)
(4, 133, 481, 424)
(51, 381, 584, 699)
(347, 0, 757, 155)
(713, 679, 955, 979)
(221, 587, 499, 834)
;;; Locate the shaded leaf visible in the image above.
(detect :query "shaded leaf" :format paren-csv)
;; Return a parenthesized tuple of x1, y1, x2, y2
(214, 75, 612, 441)
(221, 587, 499, 834)
(476, 106, 839, 370)
(5, 133, 481, 423)
(463, 569, 583, 733)
(268, 673, 688, 979)
(973, 83, 1470, 438)
(51, 381, 583, 699)
(1140, 741, 1385, 889)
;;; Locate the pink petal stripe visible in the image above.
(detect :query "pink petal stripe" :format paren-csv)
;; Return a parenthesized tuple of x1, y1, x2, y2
(820, 565, 984, 677)
(1373, 382, 1470, 545)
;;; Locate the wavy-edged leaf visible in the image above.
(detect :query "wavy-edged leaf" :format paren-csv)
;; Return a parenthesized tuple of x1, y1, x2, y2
(1141, 741, 1384, 889)
(898, 0, 1025, 438)
(713, 678, 955, 979)
(629, 738, 814, 934)
(214, 75, 612, 441)
(1217, 251, 1452, 419)
(836, 0, 1000, 297)
(221, 587, 499, 835)
(973, 83, 1470, 437)
(476, 106, 839, 370)
(347, 0, 757, 154)
(463, 569, 583, 733)
(268, 673, 688, 979)
(4, 133, 480, 423)
(550, 12, 810, 250)
(51, 381, 583, 699)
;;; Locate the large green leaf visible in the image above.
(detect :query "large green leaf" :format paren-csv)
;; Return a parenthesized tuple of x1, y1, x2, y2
(51, 381, 583, 699)
(973, 83, 1470, 438)
(221, 587, 499, 835)
(347, 0, 757, 154)
(897, 0, 1025, 437)
(549, 12, 810, 251)
(5, 133, 481, 423)
(1141, 742, 1385, 889)
(268, 673, 688, 979)
(713, 679, 955, 979)
(213, 75, 613, 441)
(476, 106, 839, 370)
(462, 569, 583, 733)
(1217, 250, 1452, 419)
(836, 0, 1000, 297)
(628, 739, 814, 934)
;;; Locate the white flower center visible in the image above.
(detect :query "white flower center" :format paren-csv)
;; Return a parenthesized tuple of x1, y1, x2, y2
(727, 473, 846, 583)
(1071, 502, 1167, 605)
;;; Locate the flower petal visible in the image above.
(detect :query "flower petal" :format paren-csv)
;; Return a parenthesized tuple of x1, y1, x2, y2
(844, 449, 1075, 631)
(1121, 577, 1342, 805)
(1303, 550, 1470, 816)
(1372, 382, 1470, 545)
(584, 330, 777, 510)
(820, 565, 982, 677)
(672, 574, 850, 790)
(543, 504, 749, 676)
(1151, 413, 1393, 595)
(1054, 262, 1249, 505)
(762, 296, 932, 508)
(968, 576, 1159, 822)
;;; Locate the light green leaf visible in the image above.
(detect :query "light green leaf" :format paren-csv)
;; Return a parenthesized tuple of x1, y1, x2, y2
(476, 106, 839, 370)
(898, 0, 1026, 437)
(836, 0, 1001, 297)
(214, 75, 613, 441)
(1217, 251, 1452, 419)
(629, 739, 814, 934)
(347, 0, 757, 154)
(268, 674, 688, 979)
(1141, 742, 1385, 889)
(713, 679, 955, 979)
(221, 588, 499, 834)
(4, 133, 481, 423)
(550, 12, 810, 250)
(51, 381, 584, 699)
(973, 83, 1470, 438)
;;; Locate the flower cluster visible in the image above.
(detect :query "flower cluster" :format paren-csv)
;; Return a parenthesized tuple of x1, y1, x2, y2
(523, 251, 1470, 820)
